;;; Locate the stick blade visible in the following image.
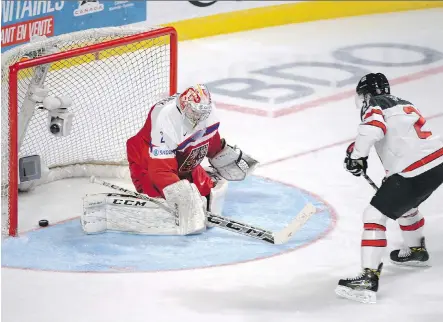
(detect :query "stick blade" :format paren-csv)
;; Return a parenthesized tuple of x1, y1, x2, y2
(272, 203, 316, 245)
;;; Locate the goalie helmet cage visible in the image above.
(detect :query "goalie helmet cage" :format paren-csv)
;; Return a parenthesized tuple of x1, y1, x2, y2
(1, 26, 178, 237)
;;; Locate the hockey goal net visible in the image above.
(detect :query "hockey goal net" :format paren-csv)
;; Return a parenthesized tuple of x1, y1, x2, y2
(1, 26, 177, 237)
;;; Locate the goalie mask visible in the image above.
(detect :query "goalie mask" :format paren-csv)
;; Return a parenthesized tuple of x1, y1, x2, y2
(178, 84, 212, 128)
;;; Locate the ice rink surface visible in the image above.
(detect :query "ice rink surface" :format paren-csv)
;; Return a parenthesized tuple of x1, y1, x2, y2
(2, 8, 443, 322)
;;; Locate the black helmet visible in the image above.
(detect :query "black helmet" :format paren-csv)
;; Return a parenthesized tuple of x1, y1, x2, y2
(375, 73, 390, 95)
(356, 73, 390, 96)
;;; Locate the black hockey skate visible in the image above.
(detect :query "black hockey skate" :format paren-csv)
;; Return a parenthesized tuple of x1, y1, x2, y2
(335, 263, 383, 304)
(390, 237, 430, 267)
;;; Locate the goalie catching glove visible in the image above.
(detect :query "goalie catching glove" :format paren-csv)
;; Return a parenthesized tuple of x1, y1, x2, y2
(209, 141, 258, 181)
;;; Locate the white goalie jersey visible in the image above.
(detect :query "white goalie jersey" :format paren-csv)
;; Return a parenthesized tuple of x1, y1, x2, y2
(352, 95, 443, 178)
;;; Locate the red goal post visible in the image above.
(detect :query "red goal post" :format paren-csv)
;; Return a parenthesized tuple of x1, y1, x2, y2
(2, 26, 178, 237)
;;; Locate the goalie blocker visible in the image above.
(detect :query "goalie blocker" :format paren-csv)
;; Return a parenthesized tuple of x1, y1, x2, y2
(82, 175, 228, 235)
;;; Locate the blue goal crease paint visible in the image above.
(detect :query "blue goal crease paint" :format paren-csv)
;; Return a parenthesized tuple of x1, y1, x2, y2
(2, 176, 336, 273)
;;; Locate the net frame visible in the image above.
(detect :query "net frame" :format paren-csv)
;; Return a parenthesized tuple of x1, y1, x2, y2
(3, 26, 178, 237)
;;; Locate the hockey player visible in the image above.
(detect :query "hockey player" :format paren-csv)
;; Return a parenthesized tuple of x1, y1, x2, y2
(81, 84, 258, 236)
(335, 73, 443, 304)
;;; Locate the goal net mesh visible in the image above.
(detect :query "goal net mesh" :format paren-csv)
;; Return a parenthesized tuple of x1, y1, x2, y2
(1, 26, 176, 236)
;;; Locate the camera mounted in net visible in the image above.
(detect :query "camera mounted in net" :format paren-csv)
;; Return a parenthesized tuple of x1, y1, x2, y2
(43, 96, 74, 137)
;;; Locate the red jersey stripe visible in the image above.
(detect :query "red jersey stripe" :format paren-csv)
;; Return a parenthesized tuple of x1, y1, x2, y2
(364, 120, 387, 135)
(402, 147, 443, 173)
(400, 218, 425, 231)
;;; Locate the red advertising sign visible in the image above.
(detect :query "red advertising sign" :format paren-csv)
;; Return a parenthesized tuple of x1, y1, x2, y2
(1, 15, 54, 47)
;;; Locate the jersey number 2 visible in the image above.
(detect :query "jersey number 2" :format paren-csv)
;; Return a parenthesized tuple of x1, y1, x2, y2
(403, 106, 432, 139)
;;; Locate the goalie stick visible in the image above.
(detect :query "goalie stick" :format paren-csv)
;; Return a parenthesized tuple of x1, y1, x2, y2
(89, 176, 316, 244)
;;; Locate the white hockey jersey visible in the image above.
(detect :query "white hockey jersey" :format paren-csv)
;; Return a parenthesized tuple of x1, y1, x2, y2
(352, 95, 443, 178)
(148, 93, 220, 157)
(126, 93, 223, 196)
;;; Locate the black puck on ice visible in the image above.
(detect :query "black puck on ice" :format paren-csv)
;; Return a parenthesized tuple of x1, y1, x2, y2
(38, 219, 49, 227)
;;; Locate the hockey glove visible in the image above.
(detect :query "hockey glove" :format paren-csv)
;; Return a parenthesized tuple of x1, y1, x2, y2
(344, 142, 368, 177)
(344, 156, 368, 177)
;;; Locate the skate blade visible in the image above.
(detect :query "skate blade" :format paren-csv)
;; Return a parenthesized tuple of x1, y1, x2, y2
(390, 259, 431, 267)
(335, 285, 376, 304)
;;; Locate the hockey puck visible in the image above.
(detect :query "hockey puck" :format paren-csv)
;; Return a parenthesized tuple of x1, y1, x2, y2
(38, 219, 49, 227)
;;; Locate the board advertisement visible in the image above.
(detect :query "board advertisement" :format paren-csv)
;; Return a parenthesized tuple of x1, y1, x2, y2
(1, 1, 147, 52)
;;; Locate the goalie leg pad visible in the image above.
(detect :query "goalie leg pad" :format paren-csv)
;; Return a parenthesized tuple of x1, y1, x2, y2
(209, 143, 259, 181)
(163, 180, 207, 235)
(82, 193, 178, 235)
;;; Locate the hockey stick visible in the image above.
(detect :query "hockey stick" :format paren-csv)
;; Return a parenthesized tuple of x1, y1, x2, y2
(362, 173, 379, 191)
(346, 142, 379, 191)
(89, 176, 316, 244)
